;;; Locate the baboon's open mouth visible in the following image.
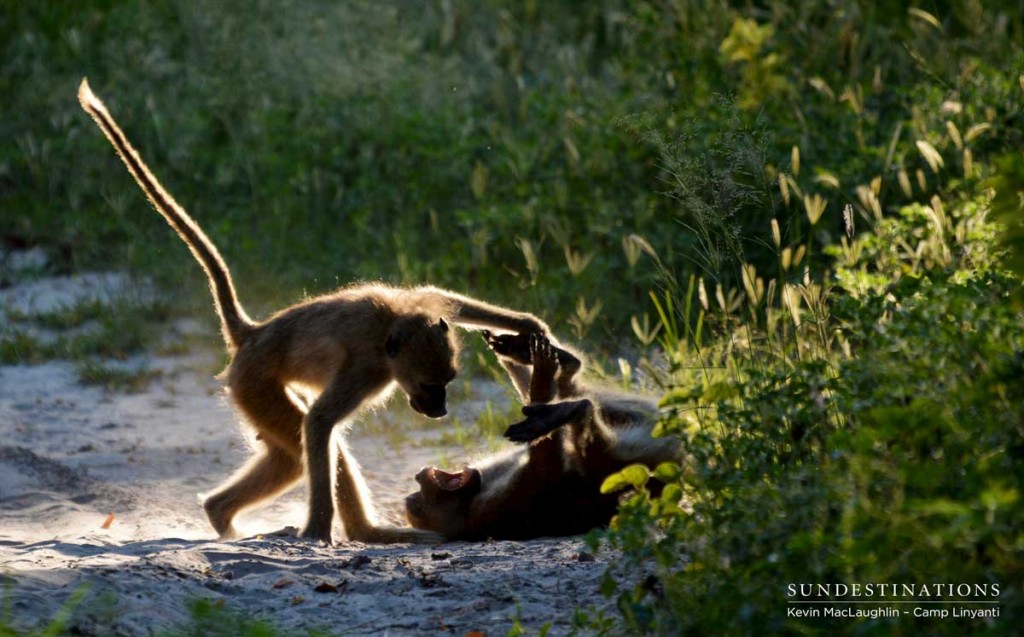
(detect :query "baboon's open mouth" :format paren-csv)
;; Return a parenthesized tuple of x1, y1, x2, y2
(424, 467, 474, 490)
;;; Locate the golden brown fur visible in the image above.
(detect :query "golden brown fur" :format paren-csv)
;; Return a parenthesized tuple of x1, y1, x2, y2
(78, 79, 550, 544)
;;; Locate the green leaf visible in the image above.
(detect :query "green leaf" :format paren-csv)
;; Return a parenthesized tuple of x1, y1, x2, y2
(702, 381, 738, 403)
(912, 499, 970, 517)
(600, 473, 629, 494)
(653, 462, 682, 482)
(660, 483, 683, 505)
(598, 570, 618, 597)
(658, 386, 700, 408)
(601, 464, 650, 493)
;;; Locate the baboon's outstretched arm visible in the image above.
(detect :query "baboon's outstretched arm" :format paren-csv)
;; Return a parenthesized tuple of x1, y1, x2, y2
(424, 288, 551, 337)
(508, 397, 671, 481)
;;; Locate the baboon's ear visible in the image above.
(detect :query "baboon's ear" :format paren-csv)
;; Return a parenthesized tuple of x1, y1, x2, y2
(438, 318, 449, 333)
(385, 334, 401, 358)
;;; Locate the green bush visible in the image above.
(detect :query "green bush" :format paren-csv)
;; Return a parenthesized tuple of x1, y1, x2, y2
(588, 75, 1024, 637)
(573, 4, 1023, 633)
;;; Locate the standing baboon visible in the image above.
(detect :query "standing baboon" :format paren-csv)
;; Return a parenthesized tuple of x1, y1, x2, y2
(405, 334, 679, 541)
(78, 79, 550, 544)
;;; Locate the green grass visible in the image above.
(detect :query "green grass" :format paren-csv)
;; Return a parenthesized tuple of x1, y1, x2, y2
(0, 586, 319, 637)
(155, 599, 321, 637)
(75, 360, 161, 393)
(0, 331, 64, 365)
(431, 400, 521, 453)
(6, 299, 110, 331)
(0, 296, 173, 392)
(0, 586, 88, 637)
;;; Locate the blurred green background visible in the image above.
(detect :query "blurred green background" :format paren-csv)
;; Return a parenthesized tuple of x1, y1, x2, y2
(3, 1, 1016, 348)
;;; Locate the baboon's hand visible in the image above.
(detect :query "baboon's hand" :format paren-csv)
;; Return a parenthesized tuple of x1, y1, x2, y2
(505, 400, 592, 443)
(519, 316, 550, 336)
(504, 417, 553, 443)
(505, 402, 562, 442)
(483, 331, 533, 364)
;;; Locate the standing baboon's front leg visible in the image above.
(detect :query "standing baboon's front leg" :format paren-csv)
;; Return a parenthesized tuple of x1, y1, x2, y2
(301, 371, 389, 543)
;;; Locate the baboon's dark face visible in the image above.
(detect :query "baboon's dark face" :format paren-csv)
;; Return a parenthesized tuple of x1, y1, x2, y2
(405, 466, 481, 539)
(403, 350, 457, 418)
(408, 382, 449, 418)
(388, 319, 458, 419)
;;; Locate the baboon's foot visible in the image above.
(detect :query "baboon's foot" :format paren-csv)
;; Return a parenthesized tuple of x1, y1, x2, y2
(299, 523, 335, 545)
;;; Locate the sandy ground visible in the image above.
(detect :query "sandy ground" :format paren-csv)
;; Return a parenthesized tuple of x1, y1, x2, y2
(0, 261, 614, 636)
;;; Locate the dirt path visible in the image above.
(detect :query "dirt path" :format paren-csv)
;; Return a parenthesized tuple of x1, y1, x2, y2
(0, 267, 613, 636)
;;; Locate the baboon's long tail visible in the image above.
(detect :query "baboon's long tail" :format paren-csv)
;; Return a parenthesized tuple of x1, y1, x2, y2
(78, 79, 254, 351)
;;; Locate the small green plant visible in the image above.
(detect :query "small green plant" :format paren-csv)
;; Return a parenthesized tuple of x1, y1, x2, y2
(1, 297, 174, 395)
(154, 599, 283, 637)
(0, 582, 91, 637)
(7, 299, 110, 331)
(0, 331, 62, 365)
(0, 584, 329, 637)
(75, 360, 161, 393)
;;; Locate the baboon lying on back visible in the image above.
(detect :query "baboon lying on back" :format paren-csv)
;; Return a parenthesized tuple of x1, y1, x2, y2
(405, 334, 679, 541)
(78, 79, 551, 544)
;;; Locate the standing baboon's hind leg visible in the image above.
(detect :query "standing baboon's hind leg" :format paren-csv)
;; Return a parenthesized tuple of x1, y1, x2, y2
(202, 446, 303, 538)
(203, 377, 305, 538)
